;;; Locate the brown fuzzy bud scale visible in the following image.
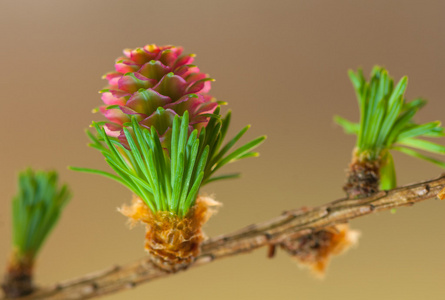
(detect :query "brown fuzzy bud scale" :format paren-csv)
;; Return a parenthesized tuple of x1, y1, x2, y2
(2, 255, 34, 298)
(120, 196, 220, 272)
(343, 155, 380, 199)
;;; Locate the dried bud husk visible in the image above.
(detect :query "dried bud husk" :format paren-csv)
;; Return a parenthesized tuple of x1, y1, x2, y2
(280, 224, 360, 277)
(2, 253, 34, 298)
(120, 196, 220, 272)
(344, 149, 380, 198)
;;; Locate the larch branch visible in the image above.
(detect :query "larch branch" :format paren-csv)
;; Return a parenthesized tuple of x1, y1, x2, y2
(4, 174, 445, 300)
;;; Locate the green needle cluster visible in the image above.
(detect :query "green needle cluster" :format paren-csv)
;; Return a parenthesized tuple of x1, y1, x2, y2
(73, 108, 265, 217)
(12, 169, 71, 260)
(335, 66, 445, 189)
(200, 107, 266, 185)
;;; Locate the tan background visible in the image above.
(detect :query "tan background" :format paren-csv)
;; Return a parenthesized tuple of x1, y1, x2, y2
(1, 0, 445, 299)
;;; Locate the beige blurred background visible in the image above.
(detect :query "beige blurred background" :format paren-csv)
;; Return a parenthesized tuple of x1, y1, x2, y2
(1, 0, 444, 299)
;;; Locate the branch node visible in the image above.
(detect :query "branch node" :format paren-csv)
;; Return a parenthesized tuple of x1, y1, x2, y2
(195, 254, 215, 265)
(418, 184, 430, 196)
(125, 281, 136, 289)
(245, 224, 257, 231)
(112, 265, 121, 272)
(264, 233, 273, 241)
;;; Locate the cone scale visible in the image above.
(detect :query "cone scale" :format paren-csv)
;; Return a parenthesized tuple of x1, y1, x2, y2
(99, 44, 217, 147)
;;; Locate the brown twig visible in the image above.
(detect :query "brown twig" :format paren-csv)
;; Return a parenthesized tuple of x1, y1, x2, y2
(3, 174, 445, 300)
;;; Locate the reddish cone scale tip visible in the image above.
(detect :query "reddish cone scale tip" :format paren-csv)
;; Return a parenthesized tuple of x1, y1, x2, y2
(99, 44, 218, 146)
